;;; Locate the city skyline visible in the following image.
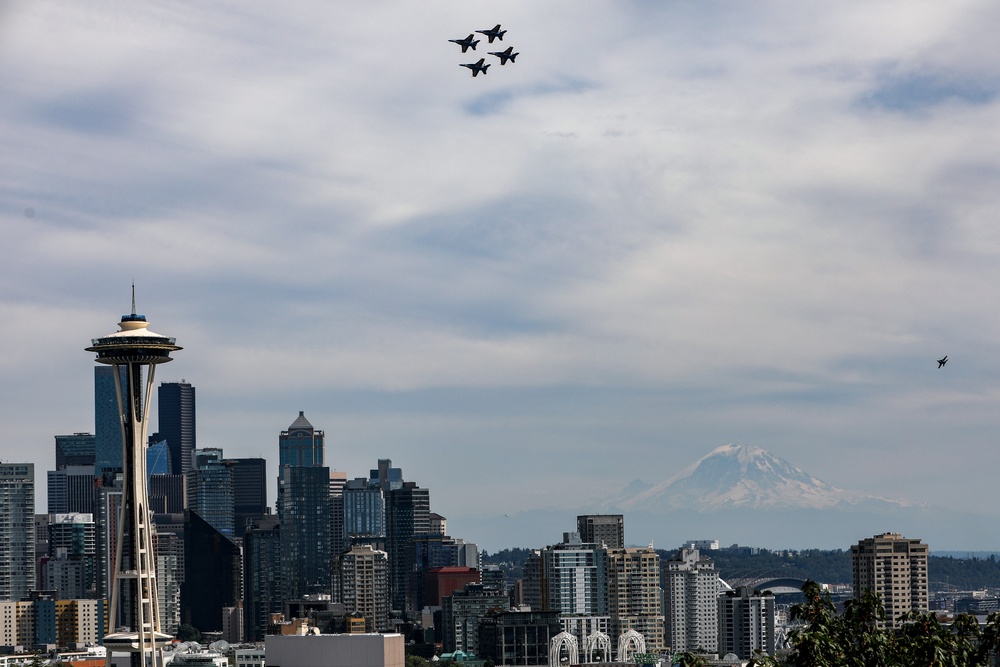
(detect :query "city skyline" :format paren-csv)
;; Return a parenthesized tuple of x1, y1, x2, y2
(3, 3, 1000, 552)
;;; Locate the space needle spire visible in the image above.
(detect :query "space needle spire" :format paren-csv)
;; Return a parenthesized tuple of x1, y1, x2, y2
(86, 295, 181, 667)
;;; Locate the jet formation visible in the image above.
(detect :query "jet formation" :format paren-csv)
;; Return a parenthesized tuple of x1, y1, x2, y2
(449, 24, 517, 77)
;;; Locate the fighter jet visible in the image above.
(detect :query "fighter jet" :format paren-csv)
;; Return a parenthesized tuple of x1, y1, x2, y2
(460, 58, 490, 77)
(476, 24, 506, 43)
(488, 46, 518, 65)
(448, 34, 480, 53)
(938, 355, 948, 368)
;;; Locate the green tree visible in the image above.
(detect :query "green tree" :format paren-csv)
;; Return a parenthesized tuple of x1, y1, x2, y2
(672, 652, 709, 667)
(176, 623, 202, 642)
(750, 580, 1000, 667)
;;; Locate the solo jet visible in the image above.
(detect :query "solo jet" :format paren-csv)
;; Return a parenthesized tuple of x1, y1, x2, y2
(489, 46, 518, 65)
(448, 34, 480, 53)
(937, 355, 948, 368)
(476, 24, 506, 43)
(460, 58, 490, 77)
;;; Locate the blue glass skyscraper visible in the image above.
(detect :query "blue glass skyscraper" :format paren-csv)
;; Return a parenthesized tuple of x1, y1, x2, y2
(157, 381, 195, 476)
(94, 366, 126, 476)
(278, 412, 324, 468)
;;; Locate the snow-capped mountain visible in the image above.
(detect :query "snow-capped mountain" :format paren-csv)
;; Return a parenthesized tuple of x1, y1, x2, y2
(611, 444, 911, 512)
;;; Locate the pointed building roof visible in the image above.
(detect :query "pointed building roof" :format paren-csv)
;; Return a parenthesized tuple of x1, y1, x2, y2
(289, 411, 313, 431)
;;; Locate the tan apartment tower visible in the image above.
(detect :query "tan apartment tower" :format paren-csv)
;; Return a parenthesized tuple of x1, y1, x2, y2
(608, 546, 664, 654)
(851, 532, 929, 627)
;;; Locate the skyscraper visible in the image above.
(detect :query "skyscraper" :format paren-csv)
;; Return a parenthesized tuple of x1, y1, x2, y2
(243, 515, 282, 642)
(0, 463, 35, 602)
(87, 302, 181, 667)
(329, 471, 348, 557)
(851, 532, 929, 628)
(343, 477, 386, 544)
(386, 481, 430, 615)
(157, 381, 195, 476)
(94, 366, 125, 476)
(278, 465, 331, 598)
(55, 433, 96, 470)
(180, 510, 241, 632)
(577, 515, 625, 549)
(275, 413, 329, 600)
(228, 458, 268, 539)
(186, 450, 235, 539)
(663, 548, 719, 654)
(279, 412, 324, 469)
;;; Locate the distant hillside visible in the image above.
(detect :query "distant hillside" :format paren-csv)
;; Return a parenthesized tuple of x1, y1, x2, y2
(481, 547, 1000, 591)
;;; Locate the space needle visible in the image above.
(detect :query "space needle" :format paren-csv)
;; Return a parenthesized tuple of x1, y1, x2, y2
(86, 293, 181, 667)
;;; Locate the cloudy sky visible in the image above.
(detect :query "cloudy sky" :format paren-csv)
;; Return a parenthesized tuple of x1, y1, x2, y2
(3, 1, 1000, 550)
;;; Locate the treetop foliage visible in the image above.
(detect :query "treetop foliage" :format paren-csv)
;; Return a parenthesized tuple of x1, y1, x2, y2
(750, 580, 1000, 667)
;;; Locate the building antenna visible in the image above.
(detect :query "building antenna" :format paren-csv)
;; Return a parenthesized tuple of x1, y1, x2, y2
(131, 283, 137, 315)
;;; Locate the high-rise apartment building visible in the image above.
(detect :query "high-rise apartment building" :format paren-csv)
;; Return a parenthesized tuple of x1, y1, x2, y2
(851, 532, 929, 627)
(0, 463, 35, 602)
(539, 533, 609, 617)
(663, 548, 719, 653)
(46, 513, 97, 599)
(577, 515, 625, 549)
(158, 381, 196, 476)
(278, 412, 324, 469)
(154, 529, 182, 636)
(607, 546, 664, 654)
(333, 544, 390, 633)
(718, 586, 775, 660)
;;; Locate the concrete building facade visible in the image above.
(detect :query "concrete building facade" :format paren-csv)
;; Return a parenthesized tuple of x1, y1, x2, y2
(663, 548, 718, 654)
(718, 586, 775, 659)
(607, 546, 664, 654)
(333, 544, 390, 633)
(851, 532, 929, 627)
